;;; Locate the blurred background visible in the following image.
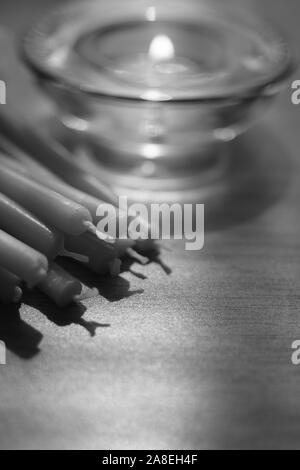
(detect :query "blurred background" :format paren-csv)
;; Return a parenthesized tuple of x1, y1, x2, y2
(0, 0, 298, 39)
(0, 0, 298, 46)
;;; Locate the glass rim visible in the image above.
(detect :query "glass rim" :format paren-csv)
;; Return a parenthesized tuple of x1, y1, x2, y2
(21, 0, 296, 105)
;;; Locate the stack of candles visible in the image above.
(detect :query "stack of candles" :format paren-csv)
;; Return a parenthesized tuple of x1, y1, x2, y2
(0, 129, 154, 308)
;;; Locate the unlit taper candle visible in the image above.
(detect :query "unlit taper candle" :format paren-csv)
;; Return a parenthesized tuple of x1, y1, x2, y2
(0, 164, 97, 236)
(0, 191, 63, 259)
(0, 229, 48, 287)
(0, 148, 101, 221)
(0, 113, 118, 206)
(0, 266, 22, 304)
(65, 232, 121, 276)
(38, 263, 82, 307)
(0, 150, 152, 239)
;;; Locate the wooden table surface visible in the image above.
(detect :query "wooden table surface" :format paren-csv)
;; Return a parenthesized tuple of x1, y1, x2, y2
(0, 0, 300, 450)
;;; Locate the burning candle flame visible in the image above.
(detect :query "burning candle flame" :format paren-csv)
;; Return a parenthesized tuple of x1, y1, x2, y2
(148, 35, 175, 62)
(146, 6, 157, 22)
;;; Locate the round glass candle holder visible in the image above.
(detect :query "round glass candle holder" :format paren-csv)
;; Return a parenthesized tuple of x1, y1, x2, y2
(22, 0, 293, 202)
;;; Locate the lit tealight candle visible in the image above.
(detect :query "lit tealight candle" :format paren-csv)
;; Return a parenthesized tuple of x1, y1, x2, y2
(22, 0, 292, 202)
(112, 34, 199, 90)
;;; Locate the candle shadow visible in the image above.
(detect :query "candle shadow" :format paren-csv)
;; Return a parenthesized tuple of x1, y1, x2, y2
(23, 290, 110, 337)
(148, 253, 172, 275)
(204, 126, 294, 232)
(0, 304, 43, 359)
(133, 243, 173, 276)
(57, 258, 145, 302)
(118, 256, 148, 280)
(15, 250, 155, 345)
(126, 267, 148, 280)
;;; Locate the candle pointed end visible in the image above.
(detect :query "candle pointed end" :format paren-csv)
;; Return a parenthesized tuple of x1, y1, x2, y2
(126, 248, 149, 265)
(28, 267, 48, 288)
(84, 220, 98, 235)
(109, 259, 121, 278)
(12, 286, 23, 303)
(84, 221, 116, 245)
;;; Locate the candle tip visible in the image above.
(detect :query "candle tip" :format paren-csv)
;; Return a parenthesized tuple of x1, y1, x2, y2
(12, 286, 23, 303)
(84, 220, 98, 235)
(84, 221, 116, 244)
(109, 259, 122, 278)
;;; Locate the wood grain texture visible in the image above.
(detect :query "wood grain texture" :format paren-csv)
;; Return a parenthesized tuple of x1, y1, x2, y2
(0, 0, 300, 450)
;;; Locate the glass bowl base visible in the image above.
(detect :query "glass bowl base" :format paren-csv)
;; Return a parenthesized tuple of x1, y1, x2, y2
(65, 137, 231, 204)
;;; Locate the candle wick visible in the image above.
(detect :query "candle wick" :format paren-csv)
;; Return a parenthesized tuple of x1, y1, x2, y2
(83, 220, 98, 235)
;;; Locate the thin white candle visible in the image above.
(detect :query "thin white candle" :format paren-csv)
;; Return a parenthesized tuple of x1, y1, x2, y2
(0, 266, 22, 304)
(0, 112, 118, 206)
(65, 232, 120, 276)
(0, 229, 48, 287)
(0, 152, 151, 239)
(0, 191, 63, 260)
(0, 148, 101, 220)
(0, 165, 96, 236)
(38, 263, 82, 307)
